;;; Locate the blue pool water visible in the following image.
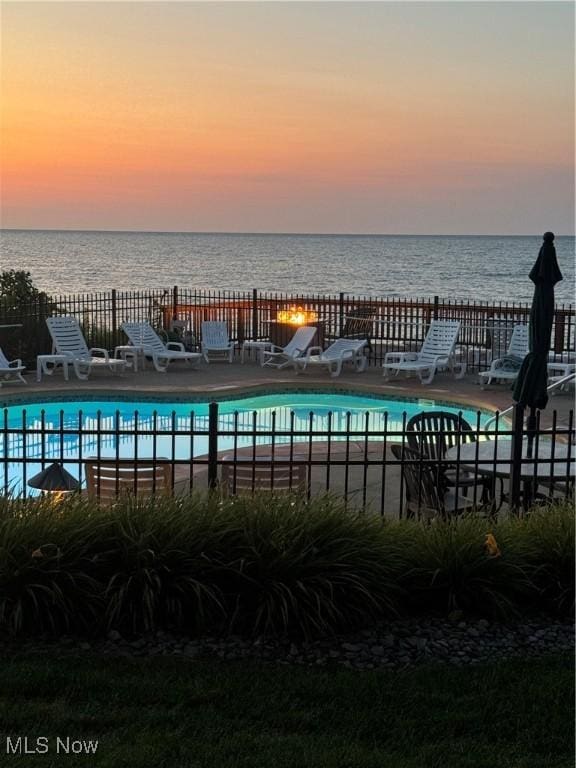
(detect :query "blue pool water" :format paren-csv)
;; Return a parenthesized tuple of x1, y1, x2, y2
(1, 392, 493, 495)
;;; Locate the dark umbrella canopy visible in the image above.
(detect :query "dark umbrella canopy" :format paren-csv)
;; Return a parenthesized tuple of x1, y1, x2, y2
(512, 232, 563, 410)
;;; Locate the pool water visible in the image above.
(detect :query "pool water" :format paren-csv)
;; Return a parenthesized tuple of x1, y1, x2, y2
(1, 392, 493, 495)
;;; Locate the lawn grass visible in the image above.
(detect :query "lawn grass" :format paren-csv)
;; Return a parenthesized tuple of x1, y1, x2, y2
(0, 652, 573, 768)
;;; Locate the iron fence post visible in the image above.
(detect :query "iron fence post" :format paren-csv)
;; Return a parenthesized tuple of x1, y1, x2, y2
(172, 285, 179, 325)
(111, 289, 117, 349)
(433, 295, 439, 320)
(208, 401, 219, 489)
(339, 292, 345, 336)
(252, 288, 258, 340)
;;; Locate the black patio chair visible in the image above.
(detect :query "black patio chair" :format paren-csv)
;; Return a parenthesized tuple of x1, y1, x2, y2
(391, 443, 477, 519)
(406, 411, 494, 505)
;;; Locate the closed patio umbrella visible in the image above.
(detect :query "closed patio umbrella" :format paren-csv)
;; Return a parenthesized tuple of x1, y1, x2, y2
(509, 232, 562, 509)
(512, 231, 563, 410)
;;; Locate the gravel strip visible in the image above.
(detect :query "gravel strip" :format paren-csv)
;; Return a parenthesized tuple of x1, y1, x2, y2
(3, 617, 574, 670)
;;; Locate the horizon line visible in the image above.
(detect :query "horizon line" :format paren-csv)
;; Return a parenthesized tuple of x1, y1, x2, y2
(1, 228, 569, 238)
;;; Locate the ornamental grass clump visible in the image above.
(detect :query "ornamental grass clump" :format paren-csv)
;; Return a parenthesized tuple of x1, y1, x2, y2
(222, 494, 407, 638)
(99, 493, 243, 635)
(0, 496, 107, 635)
(398, 516, 536, 619)
(501, 501, 574, 617)
(0, 492, 573, 639)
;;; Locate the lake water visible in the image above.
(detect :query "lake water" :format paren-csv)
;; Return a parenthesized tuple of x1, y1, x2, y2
(1, 230, 574, 304)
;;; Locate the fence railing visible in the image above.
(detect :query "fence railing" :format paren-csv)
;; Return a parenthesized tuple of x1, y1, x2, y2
(1, 288, 574, 371)
(2, 402, 573, 516)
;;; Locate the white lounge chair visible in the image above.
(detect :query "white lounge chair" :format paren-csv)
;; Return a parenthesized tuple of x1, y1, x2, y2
(382, 320, 464, 385)
(295, 338, 369, 378)
(201, 321, 235, 363)
(547, 361, 576, 394)
(46, 316, 128, 380)
(261, 326, 317, 369)
(478, 325, 529, 388)
(0, 347, 26, 387)
(121, 322, 203, 373)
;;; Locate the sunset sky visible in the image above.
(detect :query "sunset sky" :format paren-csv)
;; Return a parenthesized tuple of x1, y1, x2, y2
(1, 1, 574, 235)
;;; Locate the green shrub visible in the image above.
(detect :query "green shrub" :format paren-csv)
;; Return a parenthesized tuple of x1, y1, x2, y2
(0, 496, 105, 634)
(399, 517, 535, 618)
(0, 493, 572, 639)
(223, 494, 406, 636)
(506, 502, 575, 617)
(99, 495, 231, 634)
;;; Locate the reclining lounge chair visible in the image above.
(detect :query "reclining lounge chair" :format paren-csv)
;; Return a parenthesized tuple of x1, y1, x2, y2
(382, 320, 464, 385)
(200, 321, 235, 363)
(121, 322, 203, 373)
(478, 324, 529, 388)
(295, 338, 369, 378)
(261, 326, 317, 370)
(0, 347, 26, 387)
(46, 316, 128, 380)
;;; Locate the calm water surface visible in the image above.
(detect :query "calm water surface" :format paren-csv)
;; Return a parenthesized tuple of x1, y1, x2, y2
(1, 230, 574, 303)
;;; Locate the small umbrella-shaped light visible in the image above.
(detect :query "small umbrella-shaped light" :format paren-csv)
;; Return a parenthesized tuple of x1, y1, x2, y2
(28, 462, 80, 501)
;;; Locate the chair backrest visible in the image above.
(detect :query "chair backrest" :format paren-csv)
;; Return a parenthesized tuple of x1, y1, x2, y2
(201, 321, 230, 347)
(390, 443, 442, 516)
(419, 320, 461, 363)
(221, 458, 307, 495)
(341, 305, 377, 339)
(323, 338, 367, 359)
(46, 316, 90, 358)
(507, 325, 529, 359)
(283, 326, 317, 357)
(487, 320, 514, 359)
(406, 411, 474, 460)
(84, 460, 173, 504)
(121, 322, 167, 354)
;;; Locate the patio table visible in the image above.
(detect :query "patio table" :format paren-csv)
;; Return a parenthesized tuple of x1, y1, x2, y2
(445, 439, 574, 481)
(445, 439, 574, 510)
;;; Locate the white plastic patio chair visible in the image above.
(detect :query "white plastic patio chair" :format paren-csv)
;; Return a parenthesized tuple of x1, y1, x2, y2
(121, 322, 203, 373)
(478, 324, 529, 388)
(295, 338, 369, 378)
(0, 347, 26, 387)
(46, 316, 128, 381)
(200, 321, 235, 363)
(382, 320, 464, 385)
(260, 326, 317, 369)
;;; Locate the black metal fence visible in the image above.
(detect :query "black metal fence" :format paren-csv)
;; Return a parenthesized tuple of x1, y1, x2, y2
(1, 288, 574, 370)
(2, 402, 573, 516)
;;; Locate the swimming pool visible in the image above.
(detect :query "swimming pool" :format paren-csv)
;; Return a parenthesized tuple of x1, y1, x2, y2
(1, 392, 493, 495)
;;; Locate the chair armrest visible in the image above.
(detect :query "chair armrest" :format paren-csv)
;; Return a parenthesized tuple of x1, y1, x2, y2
(304, 346, 323, 359)
(89, 347, 110, 360)
(166, 341, 185, 352)
(489, 355, 523, 372)
(384, 351, 417, 364)
(8, 358, 24, 368)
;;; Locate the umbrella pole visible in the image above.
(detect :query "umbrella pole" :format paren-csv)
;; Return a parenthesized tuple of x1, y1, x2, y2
(509, 403, 524, 513)
(526, 407, 537, 460)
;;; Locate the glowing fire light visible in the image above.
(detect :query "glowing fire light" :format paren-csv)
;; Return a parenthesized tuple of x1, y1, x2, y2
(276, 306, 318, 325)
